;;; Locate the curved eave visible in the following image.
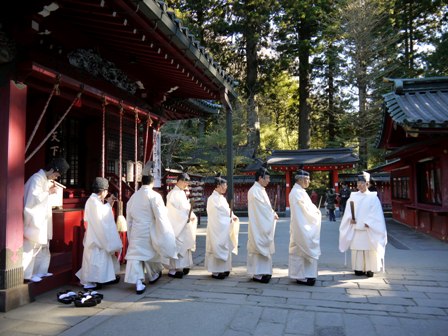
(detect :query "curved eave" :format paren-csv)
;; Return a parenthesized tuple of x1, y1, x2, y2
(126, 0, 237, 99)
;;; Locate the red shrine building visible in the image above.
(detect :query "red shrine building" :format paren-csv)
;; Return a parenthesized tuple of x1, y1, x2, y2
(0, 0, 236, 311)
(376, 77, 448, 241)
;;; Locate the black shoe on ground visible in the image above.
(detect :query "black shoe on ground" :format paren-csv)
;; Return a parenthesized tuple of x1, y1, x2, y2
(354, 270, 366, 276)
(366, 271, 374, 277)
(223, 271, 230, 277)
(183, 268, 190, 275)
(148, 272, 162, 284)
(168, 271, 184, 279)
(296, 278, 316, 286)
(136, 285, 146, 295)
(212, 273, 226, 280)
(253, 275, 271, 284)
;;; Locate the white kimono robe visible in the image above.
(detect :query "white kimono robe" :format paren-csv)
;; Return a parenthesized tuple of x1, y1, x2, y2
(288, 183, 322, 279)
(125, 185, 177, 283)
(76, 193, 122, 284)
(166, 185, 197, 269)
(247, 182, 277, 275)
(23, 169, 53, 279)
(339, 190, 387, 272)
(205, 190, 240, 273)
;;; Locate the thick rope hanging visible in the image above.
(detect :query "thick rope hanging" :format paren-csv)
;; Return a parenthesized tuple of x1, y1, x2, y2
(25, 91, 82, 164)
(101, 98, 106, 178)
(25, 77, 60, 152)
(116, 102, 128, 234)
(143, 113, 153, 164)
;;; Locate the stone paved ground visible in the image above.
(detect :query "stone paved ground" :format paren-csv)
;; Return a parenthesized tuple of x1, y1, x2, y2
(1, 216, 448, 336)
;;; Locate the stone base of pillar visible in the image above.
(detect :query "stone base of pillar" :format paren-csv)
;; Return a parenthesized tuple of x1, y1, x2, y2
(0, 284, 31, 312)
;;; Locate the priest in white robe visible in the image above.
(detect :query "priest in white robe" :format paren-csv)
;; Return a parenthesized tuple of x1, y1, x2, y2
(23, 158, 69, 282)
(288, 170, 321, 286)
(125, 174, 177, 294)
(205, 175, 239, 279)
(166, 172, 197, 278)
(339, 172, 387, 277)
(247, 167, 278, 283)
(76, 177, 122, 289)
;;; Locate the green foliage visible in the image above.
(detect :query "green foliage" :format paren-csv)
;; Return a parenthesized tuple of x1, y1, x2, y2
(160, 0, 448, 175)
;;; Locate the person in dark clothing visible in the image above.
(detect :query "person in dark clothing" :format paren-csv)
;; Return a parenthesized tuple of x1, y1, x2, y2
(339, 184, 351, 215)
(326, 188, 337, 222)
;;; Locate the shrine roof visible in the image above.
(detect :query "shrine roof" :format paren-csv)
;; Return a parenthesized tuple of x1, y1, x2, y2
(267, 148, 359, 170)
(382, 77, 448, 128)
(377, 77, 448, 148)
(4, 0, 236, 120)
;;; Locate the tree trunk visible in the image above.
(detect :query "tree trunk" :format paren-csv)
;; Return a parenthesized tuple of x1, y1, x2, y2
(327, 45, 336, 142)
(246, 28, 260, 153)
(357, 65, 368, 170)
(298, 24, 311, 149)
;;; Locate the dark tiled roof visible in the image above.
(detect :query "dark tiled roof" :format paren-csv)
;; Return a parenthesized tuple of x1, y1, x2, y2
(267, 148, 359, 166)
(382, 77, 448, 128)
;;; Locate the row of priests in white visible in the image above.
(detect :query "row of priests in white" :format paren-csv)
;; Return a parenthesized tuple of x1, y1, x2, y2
(288, 170, 322, 286)
(339, 172, 388, 277)
(205, 175, 240, 279)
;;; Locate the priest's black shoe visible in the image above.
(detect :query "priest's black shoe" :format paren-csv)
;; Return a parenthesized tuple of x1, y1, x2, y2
(136, 284, 146, 295)
(212, 273, 226, 280)
(252, 275, 271, 284)
(168, 271, 184, 279)
(354, 270, 366, 276)
(366, 271, 374, 277)
(182, 268, 190, 275)
(296, 278, 316, 286)
(148, 272, 162, 284)
(223, 271, 230, 277)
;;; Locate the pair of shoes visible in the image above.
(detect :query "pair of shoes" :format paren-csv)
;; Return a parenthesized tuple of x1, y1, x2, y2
(182, 268, 190, 275)
(78, 290, 103, 304)
(74, 295, 97, 307)
(57, 290, 78, 304)
(296, 278, 316, 286)
(101, 275, 120, 285)
(366, 271, 374, 278)
(252, 275, 271, 284)
(168, 271, 183, 279)
(354, 270, 366, 276)
(148, 272, 162, 284)
(211, 273, 226, 280)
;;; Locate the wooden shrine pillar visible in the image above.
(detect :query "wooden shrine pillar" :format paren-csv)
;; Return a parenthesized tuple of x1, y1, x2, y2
(332, 170, 339, 193)
(0, 81, 29, 312)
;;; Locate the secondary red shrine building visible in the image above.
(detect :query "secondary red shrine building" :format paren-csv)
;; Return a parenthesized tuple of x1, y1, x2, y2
(0, 0, 236, 311)
(267, 148, 360, 211)
(376, 77, 448, 241)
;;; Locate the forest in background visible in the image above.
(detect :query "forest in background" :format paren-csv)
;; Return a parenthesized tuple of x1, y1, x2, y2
(159, 0, 448, 188)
